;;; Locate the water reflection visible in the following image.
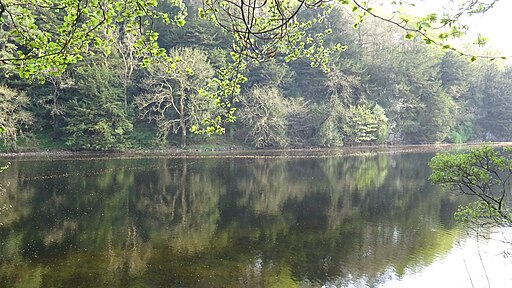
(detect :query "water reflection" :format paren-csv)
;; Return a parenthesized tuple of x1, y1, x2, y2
(0, 153, 476, 287)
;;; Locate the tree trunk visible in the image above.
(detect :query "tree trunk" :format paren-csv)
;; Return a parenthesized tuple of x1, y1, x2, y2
(181, 122, 187, 148)
(13, 132, 17, 152)
(180, 91, 186, 148)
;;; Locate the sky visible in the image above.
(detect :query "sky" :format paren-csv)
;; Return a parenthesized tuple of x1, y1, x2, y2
(458, 0, 512, 57)
(411, 0, 512, 57)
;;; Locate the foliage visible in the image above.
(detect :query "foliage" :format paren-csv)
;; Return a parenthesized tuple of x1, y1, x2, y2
(0, 0, 504, 81)
(64, 63, 132, 150)
(0, 0, 187, 80)
(417, 90, 454, 143)
(0, 2, 510, 150)
(317, 95, 345, 147)
(439, 52, 482, 144)
(0, 85, 33, 151)
(478, 66, 512, 140)
(200, 0, 341, 70)
(136, 47, 217, 147)
(238, 86, 289, 148)
(364, 39, 454, 144)
(429, 145, 512, 228)
(199, 0, 502, 68)
(0, 27, 17, 78)
(448, 121, 474, 144)
(245, 60, 295, 90)
(156, 10, 231, 51)
(455, 200, 512, 228)
(316, 99, 388, 147)
(285, 97, 316, 147)
(345, 104, 388, 145)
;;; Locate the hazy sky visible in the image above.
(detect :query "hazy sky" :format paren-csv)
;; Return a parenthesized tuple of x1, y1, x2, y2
(409, 0, 512, 56)
(463, 0, 512, 56)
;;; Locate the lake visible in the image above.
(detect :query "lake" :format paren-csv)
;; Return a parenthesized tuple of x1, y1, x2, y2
(1, 149, 511, 287)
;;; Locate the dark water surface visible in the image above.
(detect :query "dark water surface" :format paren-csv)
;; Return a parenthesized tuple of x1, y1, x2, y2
(0, 151, 510, 287)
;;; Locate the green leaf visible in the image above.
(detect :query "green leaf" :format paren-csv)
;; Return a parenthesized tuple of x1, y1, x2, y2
(198, 8, 206, 18)
(176, 19, 186, 27)
(404, 32, 416, 40)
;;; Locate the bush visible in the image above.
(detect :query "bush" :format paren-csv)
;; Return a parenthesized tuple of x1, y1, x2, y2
(345, 104, 388, 145)
(239, 86, 289, 148)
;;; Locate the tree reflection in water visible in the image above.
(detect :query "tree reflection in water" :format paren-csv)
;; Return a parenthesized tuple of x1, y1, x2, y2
(0, 153, 470, 287)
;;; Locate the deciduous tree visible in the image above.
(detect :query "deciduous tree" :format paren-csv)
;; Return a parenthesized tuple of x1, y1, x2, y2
(136, 48, 217, 147)
(0, 85, 33, 151)
(238, 86, 289, 148)
(64, 62, 132, 150)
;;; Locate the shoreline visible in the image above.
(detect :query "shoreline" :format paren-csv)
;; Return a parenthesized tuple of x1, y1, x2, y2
(2, 142, 512, 160)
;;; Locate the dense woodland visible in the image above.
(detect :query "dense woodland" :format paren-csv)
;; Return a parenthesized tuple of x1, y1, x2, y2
(1, 2, 511, 151)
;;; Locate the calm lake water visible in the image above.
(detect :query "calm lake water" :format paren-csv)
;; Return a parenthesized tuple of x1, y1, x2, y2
(1, 150, 511, 287)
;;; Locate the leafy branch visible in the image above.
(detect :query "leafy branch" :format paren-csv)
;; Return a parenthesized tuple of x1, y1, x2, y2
(351, 0, 505, 62)
(429, 145, 512, 228)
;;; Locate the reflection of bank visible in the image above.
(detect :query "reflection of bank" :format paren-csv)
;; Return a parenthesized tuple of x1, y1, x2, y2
(135, 158, 222, 254)
(0, 154, 481, 287)
(0, 161, 10, 226)
(0, 161, 34, 227)
(223, 153, 465, 286)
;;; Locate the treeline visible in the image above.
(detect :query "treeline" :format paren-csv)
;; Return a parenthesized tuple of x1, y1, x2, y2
(1, 3, 511, 151)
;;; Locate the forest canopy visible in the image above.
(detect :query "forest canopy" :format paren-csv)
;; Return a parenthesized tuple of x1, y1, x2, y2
(0, 0, 510, 151)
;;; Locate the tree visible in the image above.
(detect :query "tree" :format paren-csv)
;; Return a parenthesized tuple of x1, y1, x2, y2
(284, 97, 317, 147)
(136, 48, 217, 147)
(0, 0, 501, 80)
(312, 56, 391, 146)
(64, 62, 133, 150)
(362, 36, 455, 144)
(111, 28, 141, 110)
(200, 0, 503, 64)
(478, 66, 512, 140)
(238, 86, 289, 148)
(0, 0, 507, 151)
(0, 0, 187, 79)
(429, 145, 512, 228)
(0, 25, 17, 79)
(0, 85, 33, 151)
(317, 94, 345, 147)
(412, 89, 454, 143)
(35, 72, 75, 136)
(439, 52, 480, 143)
(345, 104, 388, 145)
(155, 8, 231, 51)
(245, 59, 295, 91)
